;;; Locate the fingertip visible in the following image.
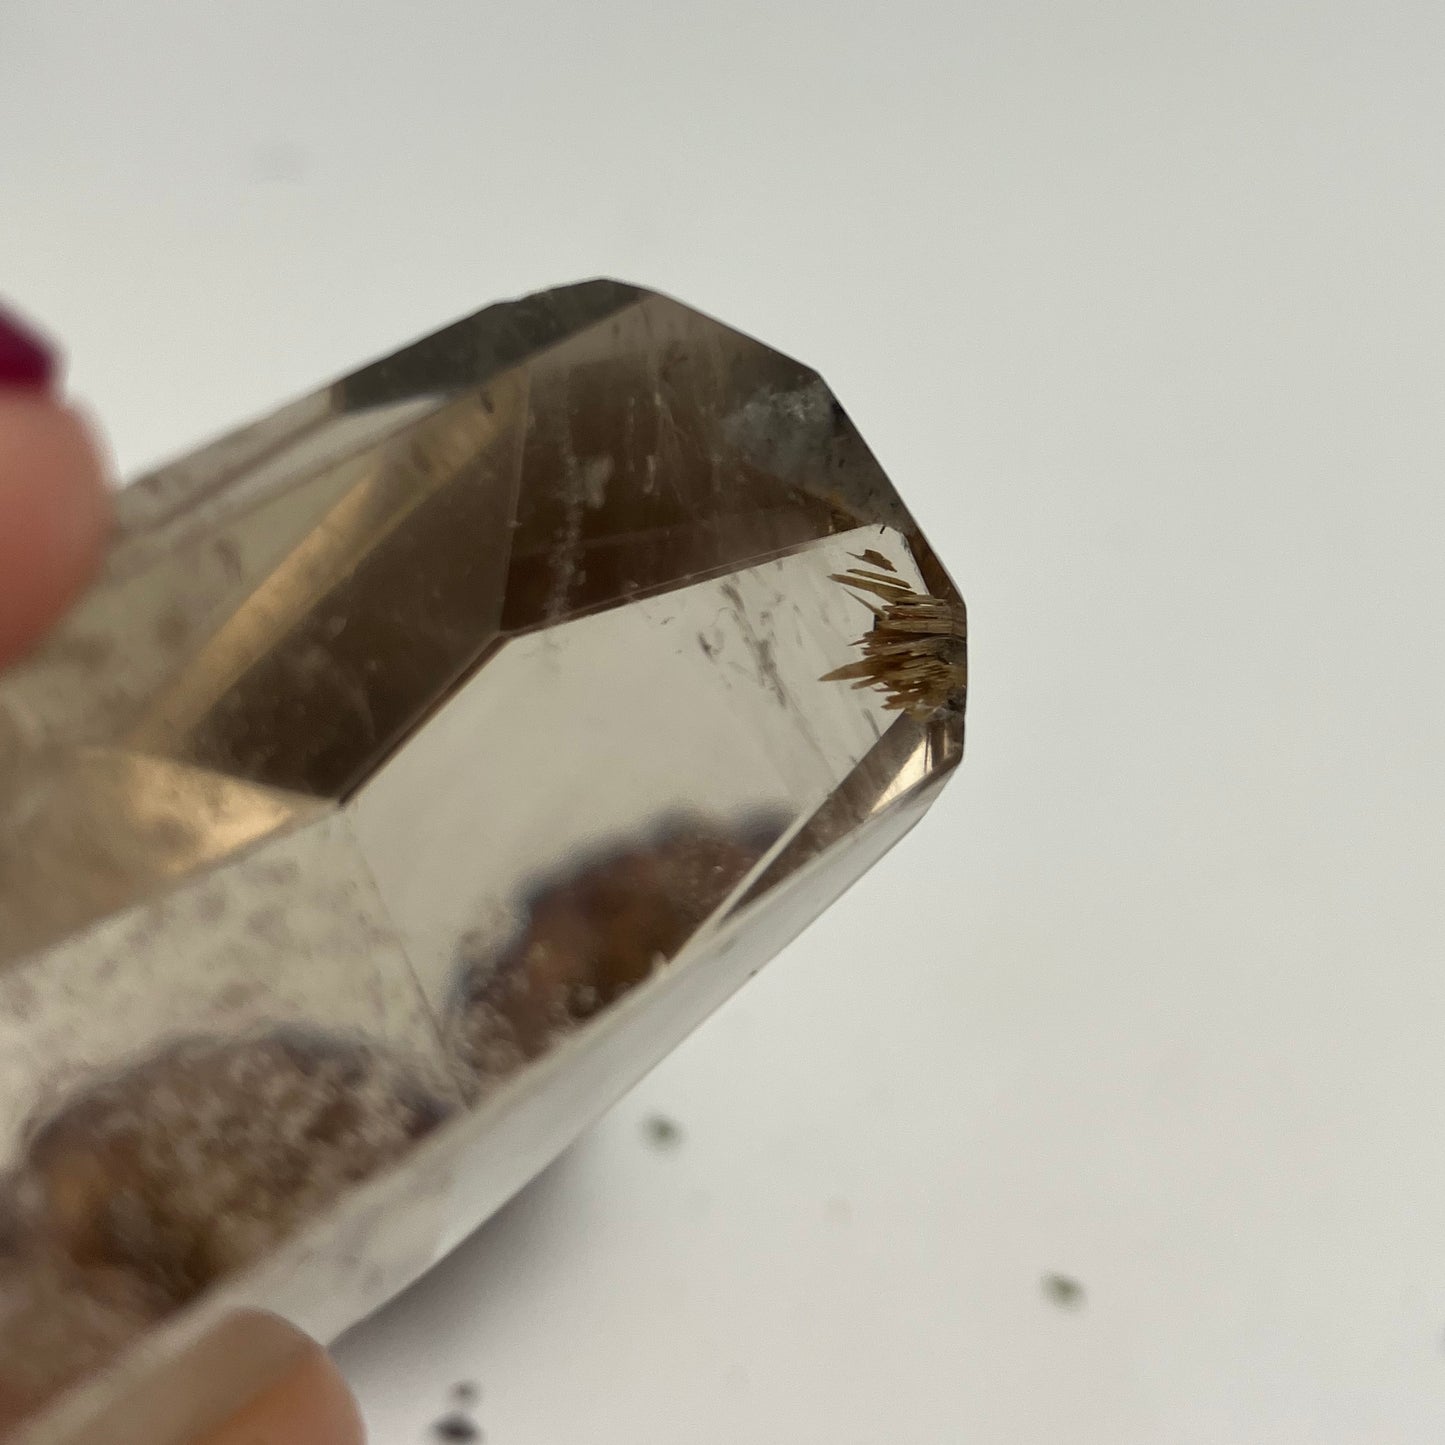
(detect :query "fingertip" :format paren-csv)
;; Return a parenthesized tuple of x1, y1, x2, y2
(0, 393, 113, 668)
(18, 1312, 366, 1445)
(192, 1342, 365, 1445)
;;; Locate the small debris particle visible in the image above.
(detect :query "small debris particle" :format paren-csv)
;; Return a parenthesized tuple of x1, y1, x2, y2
(432, 1412, 481, 1442)
(643, 1114, 683, 1150)
(451, 1382, 480, 1407)
(1042, 1273, 1085, 1310)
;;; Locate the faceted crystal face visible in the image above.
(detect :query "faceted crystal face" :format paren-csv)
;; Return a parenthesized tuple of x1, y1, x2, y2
(0, 282, 964, 1431)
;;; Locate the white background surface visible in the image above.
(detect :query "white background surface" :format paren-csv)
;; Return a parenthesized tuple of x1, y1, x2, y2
(5, 3, 1445, 1440)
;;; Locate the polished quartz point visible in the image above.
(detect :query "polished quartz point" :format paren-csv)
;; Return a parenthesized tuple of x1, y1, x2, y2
(0, 281, 965, 1437)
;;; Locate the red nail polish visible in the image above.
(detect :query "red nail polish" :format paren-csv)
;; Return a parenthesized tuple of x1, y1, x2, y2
(0, 304, 58, 390)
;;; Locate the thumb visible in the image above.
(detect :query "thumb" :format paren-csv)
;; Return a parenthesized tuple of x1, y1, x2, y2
(0, 304, 112, 670)
(25, 1313, 366, 1445)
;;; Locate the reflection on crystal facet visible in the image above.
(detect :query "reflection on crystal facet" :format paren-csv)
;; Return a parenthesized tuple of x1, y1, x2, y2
(0, 281, 965, 1436)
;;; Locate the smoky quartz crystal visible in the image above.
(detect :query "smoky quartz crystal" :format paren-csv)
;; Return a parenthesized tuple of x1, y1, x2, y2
(0, 281, 965, 1437)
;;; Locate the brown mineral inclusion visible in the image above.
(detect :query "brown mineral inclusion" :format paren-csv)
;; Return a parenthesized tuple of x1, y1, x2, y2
(0, 281, 965, 1433)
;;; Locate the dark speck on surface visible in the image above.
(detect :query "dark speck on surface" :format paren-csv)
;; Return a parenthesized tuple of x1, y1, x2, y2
(451, 1381, 480, 1406)
(643, 1114, 683, 1150)
(1042, 1273, 1085, 1310)
(432, 1412, 480, 1442)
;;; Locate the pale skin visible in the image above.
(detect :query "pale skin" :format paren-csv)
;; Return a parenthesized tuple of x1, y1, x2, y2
(0, 390, 364, 1443)
(179, 1332, 365, 1445)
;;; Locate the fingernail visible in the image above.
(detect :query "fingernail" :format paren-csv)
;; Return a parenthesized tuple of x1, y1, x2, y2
(0, 303, 59, 390)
